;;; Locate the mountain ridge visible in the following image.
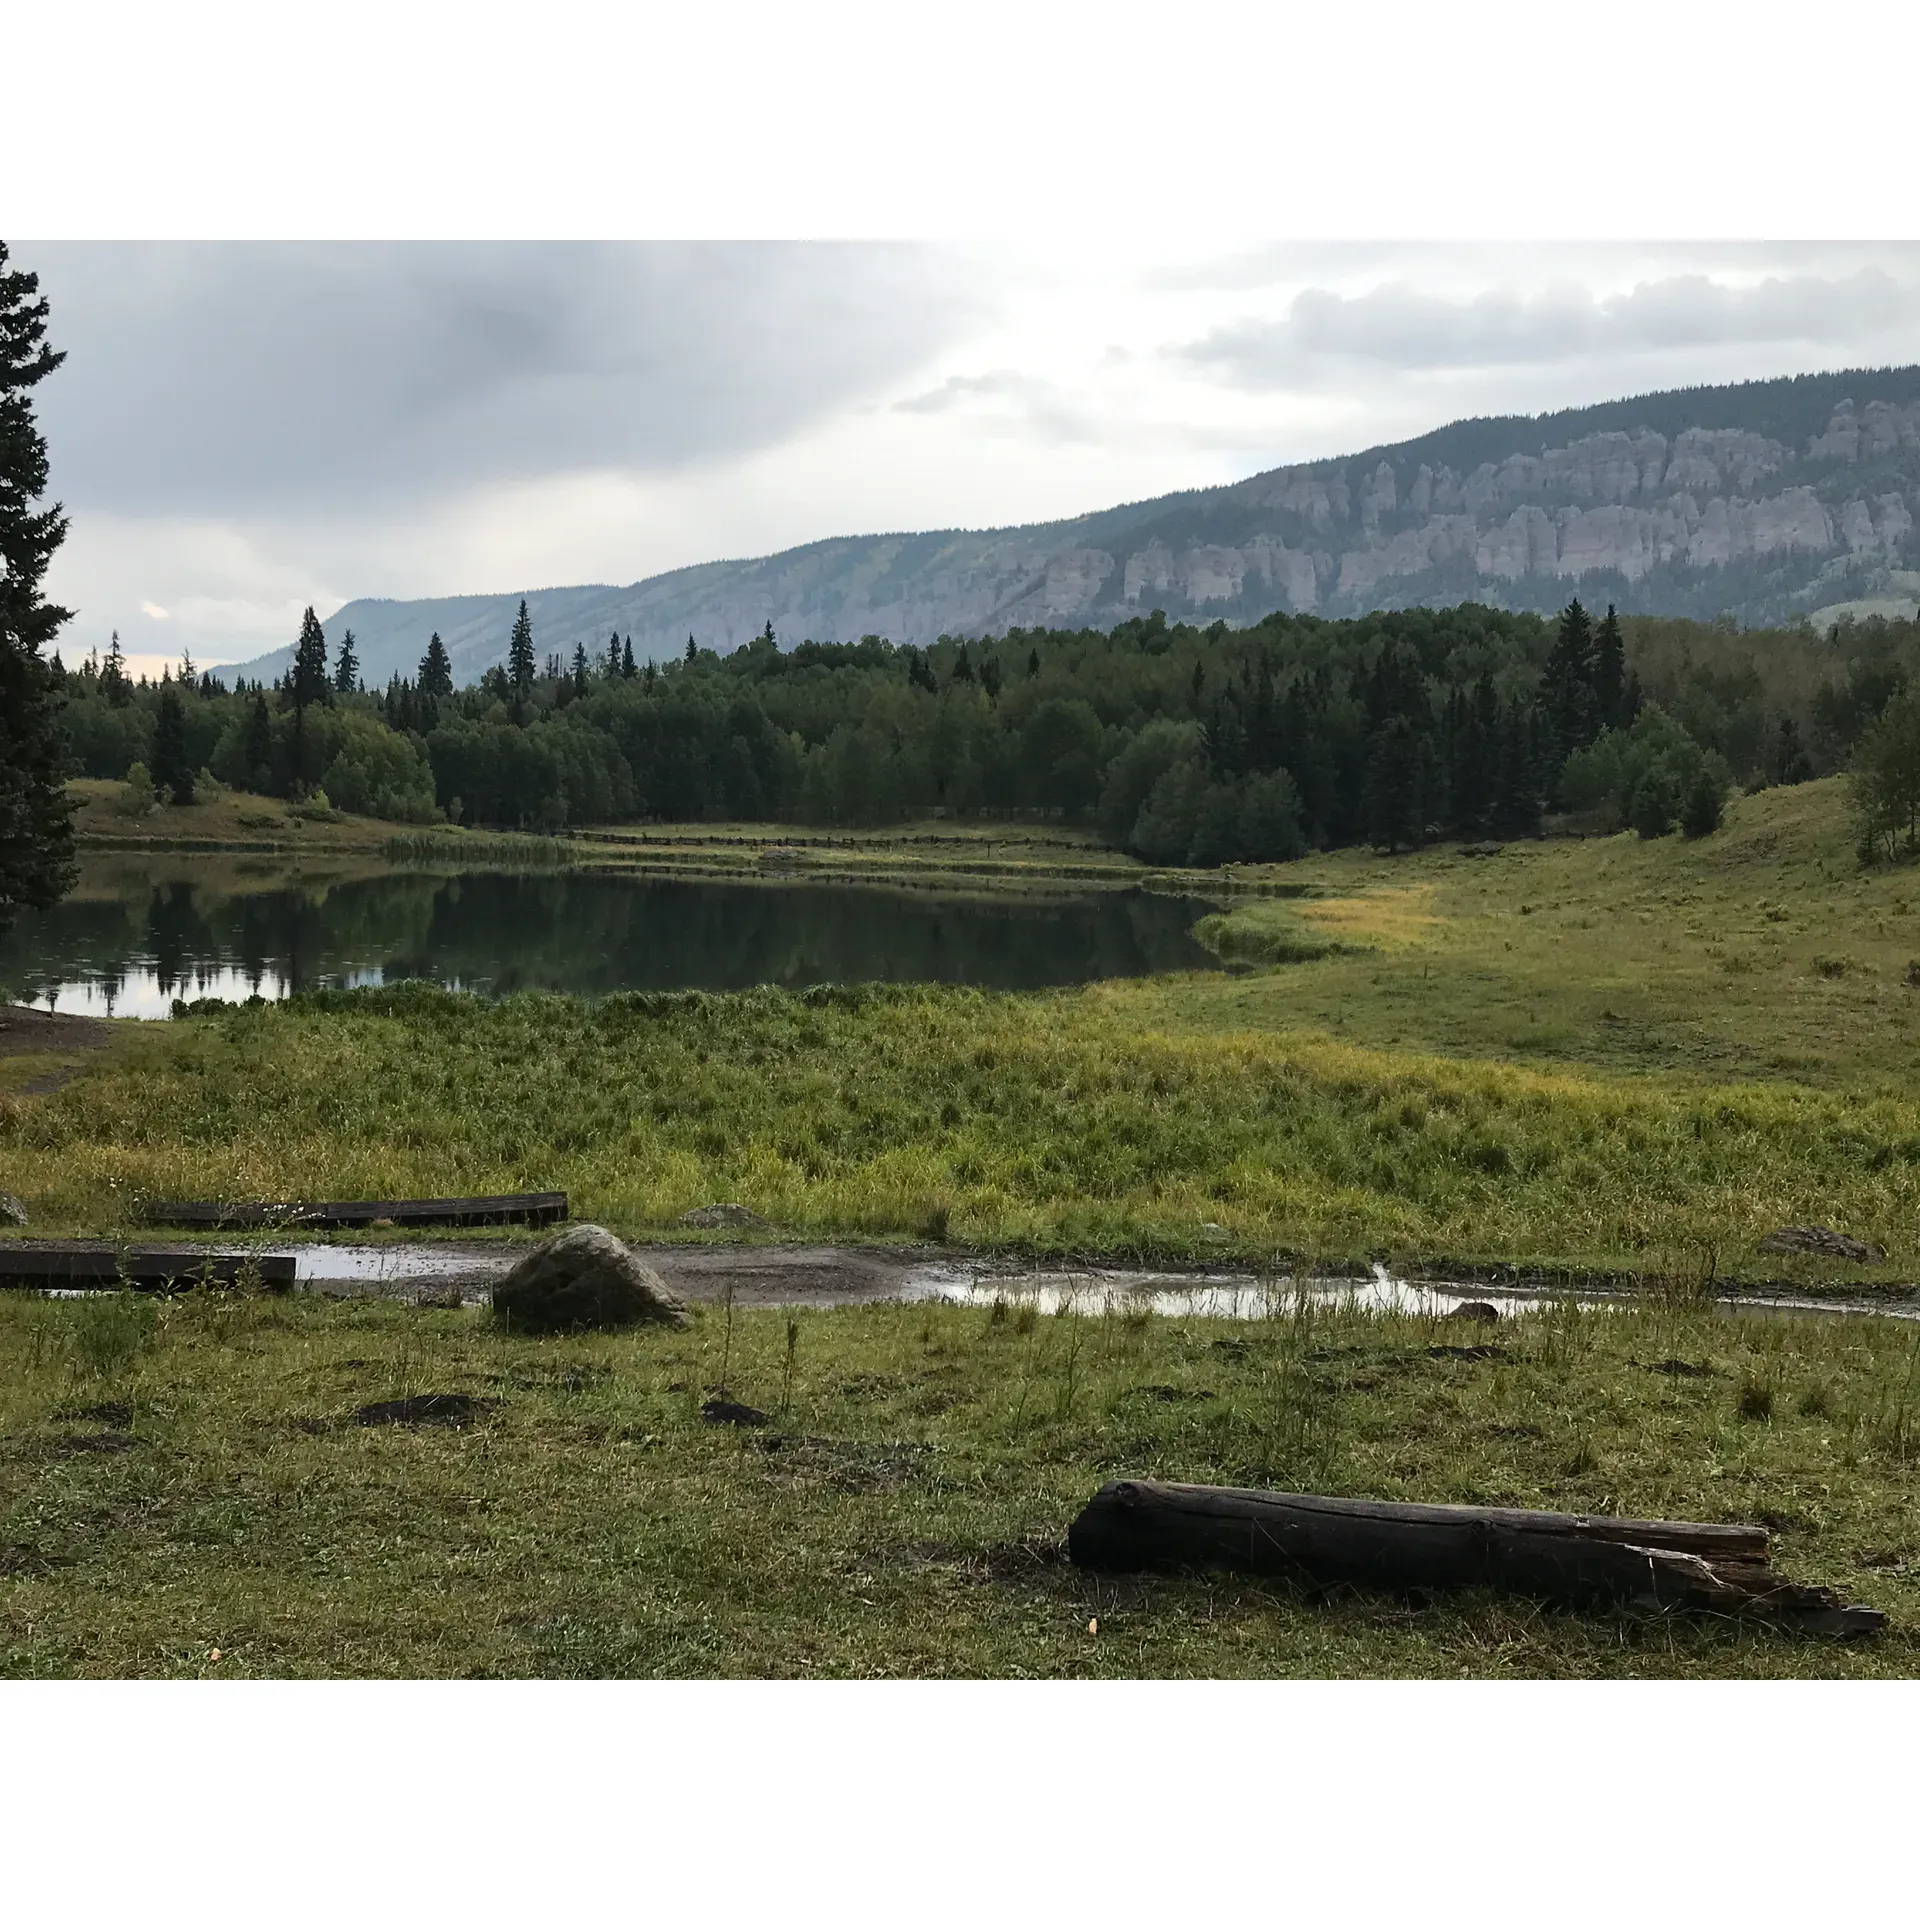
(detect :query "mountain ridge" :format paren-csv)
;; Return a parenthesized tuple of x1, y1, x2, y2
(234, 364, 1920, 687)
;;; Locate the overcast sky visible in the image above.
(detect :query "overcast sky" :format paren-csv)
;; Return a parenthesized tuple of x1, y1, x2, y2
(18, 239, 1920, 672)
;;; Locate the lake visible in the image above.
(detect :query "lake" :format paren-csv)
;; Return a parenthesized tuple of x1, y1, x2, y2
(0, 863, 1222, 1016)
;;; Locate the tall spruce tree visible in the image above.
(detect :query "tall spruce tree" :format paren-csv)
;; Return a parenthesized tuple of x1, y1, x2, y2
(606, 630, 623, 678)
(622, 637, 637, 679)
(1540, 599, 1599, 763)
(572, 641, 590, 693)
(507, 600, 536, 693)
(291, 607, 330, 709)
(419, 631, 453, 699)
(289, 606, 330, 792)
(0, 242, 78, 935)
(152, 685, 193, 804)
(1592, 603, 1626, 731)
(333, 627, 360, 695)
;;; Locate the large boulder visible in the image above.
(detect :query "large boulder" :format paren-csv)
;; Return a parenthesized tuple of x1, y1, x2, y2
(493, 1225, 688, 1334)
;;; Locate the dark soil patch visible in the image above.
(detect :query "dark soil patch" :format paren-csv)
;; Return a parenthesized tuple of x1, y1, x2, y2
(1426, 1343, 1511, 1362)
(761, 1434, 930, 1489)
(1127, 1384, 1217, 1403)
(0, 1007, 111, 1074)
(1639, 1358, 1716, 1378)
(702, 1396, 771, 1427)
(53, 1431, 140, 1454)
(55, 1401, 134, 1429)
(0, 1542, 74, 1577)
(353, 1392, 493, 1428)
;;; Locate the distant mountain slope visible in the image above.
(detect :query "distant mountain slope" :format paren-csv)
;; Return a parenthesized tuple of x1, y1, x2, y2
(235, 366, 1920, 687)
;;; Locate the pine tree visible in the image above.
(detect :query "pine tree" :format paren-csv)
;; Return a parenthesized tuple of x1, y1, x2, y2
(178, 648, 197, 691)
(101, 629, 130, 706)
(622, 637, 637, 680)
(685, 634, 697, 665)
(1540, 599, 1599, 763)
(1592, 603, 1626, 731)
(507, 599, 536, 693)
(152, 685, 193, 804)
(952, 644, 974, 684)
(242, 691, 273, 791)
(333, 627, 359, 695)
(606, 631, 623, 678)
(291, 607, 330, 710)
(1028, 647, 1041, 679)
(419, 632, 453, 699)
(572, 642, 590, 693)
(0, 242, 78, 934)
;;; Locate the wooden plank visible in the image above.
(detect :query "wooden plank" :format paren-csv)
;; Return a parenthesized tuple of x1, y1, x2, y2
(0, 1243, 297, 1290)
(1067, 1479, 1885, 1636)
(134, 1191, 568, 1230)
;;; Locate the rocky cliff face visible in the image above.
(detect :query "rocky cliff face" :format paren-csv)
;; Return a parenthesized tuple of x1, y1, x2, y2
(246, 368, 1920, 687)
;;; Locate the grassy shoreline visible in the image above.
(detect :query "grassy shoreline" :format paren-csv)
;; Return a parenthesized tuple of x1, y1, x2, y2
(2, 1283, 1914, 1678)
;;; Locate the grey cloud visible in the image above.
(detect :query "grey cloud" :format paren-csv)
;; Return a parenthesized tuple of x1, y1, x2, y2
(1151, 241, 1920, 295)
(1177, 268, 1920, 387)
(20, 242, 992, 514)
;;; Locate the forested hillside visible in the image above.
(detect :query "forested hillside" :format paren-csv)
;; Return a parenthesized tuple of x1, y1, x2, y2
(52, 599, 1920, 868)
(232, 366, 1920, 687)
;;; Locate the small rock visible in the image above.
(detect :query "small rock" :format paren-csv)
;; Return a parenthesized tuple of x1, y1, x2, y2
(493, 1224, 688, 1333)
(1443, 1300, 1501, 1322)
(1758, 1225, 1886, 1264)
(702, 1396, 771, 1427)
(679, 1203, 772, 1231)
(0, 1193, 27, 1228)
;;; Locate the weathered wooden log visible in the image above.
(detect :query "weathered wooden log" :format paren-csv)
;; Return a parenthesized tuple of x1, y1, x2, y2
(0, 1243, 297, 1290)
(134, 1191, 568, 1231)
(1068, 1479, 1885, 1638)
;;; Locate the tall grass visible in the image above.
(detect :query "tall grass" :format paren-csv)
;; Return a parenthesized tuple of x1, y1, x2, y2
(5, 980, 1918, 1289)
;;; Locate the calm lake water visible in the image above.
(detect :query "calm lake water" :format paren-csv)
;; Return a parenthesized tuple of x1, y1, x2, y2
(0, 865, 1221, 1017)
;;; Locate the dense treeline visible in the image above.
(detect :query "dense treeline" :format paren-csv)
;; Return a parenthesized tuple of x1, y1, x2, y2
(49, 596, 1920, 864)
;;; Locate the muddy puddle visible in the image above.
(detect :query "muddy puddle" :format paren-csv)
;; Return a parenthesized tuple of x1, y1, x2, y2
(129, 1242, 1911, 1324)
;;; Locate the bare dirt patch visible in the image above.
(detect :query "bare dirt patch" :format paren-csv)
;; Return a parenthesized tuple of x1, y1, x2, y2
(0, 1007, 112, 1094)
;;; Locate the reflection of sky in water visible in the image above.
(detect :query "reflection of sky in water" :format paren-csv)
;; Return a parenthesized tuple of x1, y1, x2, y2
(18, 965, 405, 1020)
(899, 1269, 1561, 1319)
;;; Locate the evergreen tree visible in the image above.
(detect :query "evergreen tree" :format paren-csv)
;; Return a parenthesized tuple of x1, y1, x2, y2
(419, 631, 453, 699)
(178, 648, 197, 691)
(101, 629, 130, 706)
(0, 242, 78, 934)
(289, 605, 330, 790)
(152, 685, 193, 803)
(1540, 599, 1599, 763)
(572, 642, 590, 693)
(242, 691, 273, 790)
(1028, 646, 1041, 679)
(980, 656, 1003, 700)
(1592, 603, 1626, 731)
(606, 630, 623, 678)
(1362, 715, 1425, 851)
(1772, 715, 1813, 786)
(952, 644, 974, 684)
(333, 628, 360, 694)
(291, 607, 330, 710)
(507, 599, 536, 693)
(685, 634, 697, 665)
(622, 637, 637, 679)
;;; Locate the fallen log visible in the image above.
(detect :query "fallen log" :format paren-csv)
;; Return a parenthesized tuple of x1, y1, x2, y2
(133, 1191, 568, 1231)
(0, 1243, 296, 1291)
(1067, 1479, 1885, 1638)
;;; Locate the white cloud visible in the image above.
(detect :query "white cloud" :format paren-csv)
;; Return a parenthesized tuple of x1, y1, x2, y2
(1177, 268, 1920, 385)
